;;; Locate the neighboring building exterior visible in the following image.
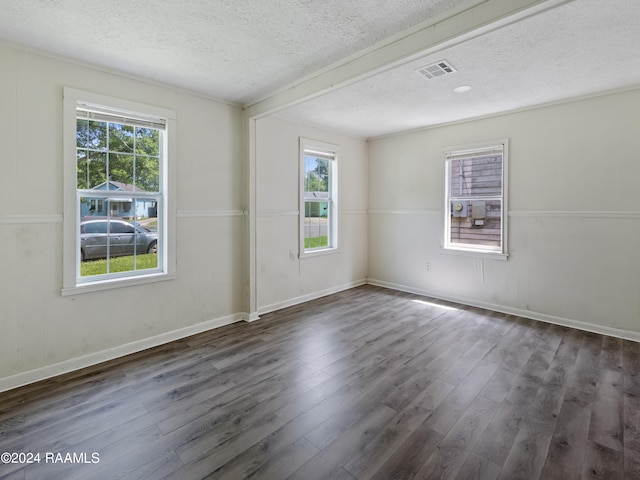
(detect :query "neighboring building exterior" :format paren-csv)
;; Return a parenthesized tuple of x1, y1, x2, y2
(80, 181, 157, 219)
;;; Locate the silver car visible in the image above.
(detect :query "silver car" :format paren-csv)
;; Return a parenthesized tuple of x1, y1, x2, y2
(80, 218, 158, 261)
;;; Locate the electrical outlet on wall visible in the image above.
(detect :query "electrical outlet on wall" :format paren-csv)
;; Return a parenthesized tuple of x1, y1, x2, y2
(426, 262, 431, 271)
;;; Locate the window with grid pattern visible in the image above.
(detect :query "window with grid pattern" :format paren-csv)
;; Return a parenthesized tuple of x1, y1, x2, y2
(300, 139, 338, 256)
(444, 141, 508, 257)
(63, 88, 175, 293)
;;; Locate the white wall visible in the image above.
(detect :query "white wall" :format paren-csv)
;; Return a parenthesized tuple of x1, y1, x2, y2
(3, 41, 638, 392)
(0, 45, 245, 390)
(255, 116, 369, 313)
(368, 88, 640, 339)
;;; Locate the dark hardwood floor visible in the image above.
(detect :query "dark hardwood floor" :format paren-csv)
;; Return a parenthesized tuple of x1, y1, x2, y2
(1, 285, 639, 479)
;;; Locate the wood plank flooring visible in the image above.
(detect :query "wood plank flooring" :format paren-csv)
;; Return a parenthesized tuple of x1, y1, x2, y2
(1, 285, 639, 480)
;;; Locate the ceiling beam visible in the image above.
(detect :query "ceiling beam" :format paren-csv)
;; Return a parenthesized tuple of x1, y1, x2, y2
(245, 0, 575, 118)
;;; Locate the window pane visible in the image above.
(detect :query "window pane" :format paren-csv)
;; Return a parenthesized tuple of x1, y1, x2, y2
(81, 197, 107, 217)
(134, 155, 160, 192)
(449, 155, 502, 198)
(132, 202, 159, 272)
(136, 198, 158, 220)
(77, 121, 160, 193)
(79, 208, 115, 276)
(108, 153, 134, 186)
(89, 152, 108, 189)
(77, 151, 107, 189)
(109, 123, 135, 153)
(449, 199, 502, 248)
(135, 127, 160, 156)
(83, 220, 107, 234)
(110, 222, 135, 235)
(77, 119, 106, 150)
(79, 199, 159, 277)
(301, 142, 337, 254)
(304, 201, 329, 249)
(71, 93, 169, 288)
(304, 155, 329, 195)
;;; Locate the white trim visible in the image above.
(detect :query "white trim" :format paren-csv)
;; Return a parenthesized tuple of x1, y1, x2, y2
(271, 112, 368, 142)
(65, 87, 175, 120)
(5, 279, 638, 393)
(342, 209, 368, 215)
(368, 209, 440, 216)
(0, 38, 239, 108)
(61, 272, 177, 296)
(246, 0, 485, 110)
(62, 87, 177, 294)
(0, 312, 244, 393)
(257, 279, 367, 316)
(369, 84, 640, 141)
(0, 214, 63, 225)
(509, 210, 640, 219)
(246, 0, 573, 118)
(445, 144, 503, 159)
(299, 246, 341, 259)
(246, 114, 258, 327)
(256, 209, 366, 217)
(439, 248, 508, 261)
(257, 210, 300, 217)
(366, 209, 640, 219)
(177, 210, 246, 218)
(366, 278, 640, 343)
(443, 138, 509, 257)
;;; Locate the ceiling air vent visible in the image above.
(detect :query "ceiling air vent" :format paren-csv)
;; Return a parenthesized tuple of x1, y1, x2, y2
(416, 60, 457, 79)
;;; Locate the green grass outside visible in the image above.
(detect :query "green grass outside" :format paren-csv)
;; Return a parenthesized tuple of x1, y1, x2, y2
(304, 236, 328, 249)
(81, 254, 158, 277)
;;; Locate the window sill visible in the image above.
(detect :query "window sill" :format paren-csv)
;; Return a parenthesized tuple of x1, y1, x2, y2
(299, 247, 339, 259)
(61, 272, 177, 296)
(441, 247, 508, 261)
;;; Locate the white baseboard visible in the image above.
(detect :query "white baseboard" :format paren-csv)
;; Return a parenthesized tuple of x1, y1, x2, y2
(366, 278, 640, 343)
(257, 279, 367, 316)
(1, 279, 367, 392)
(0, 312, 244, 393)
(9, 275, 632, 393)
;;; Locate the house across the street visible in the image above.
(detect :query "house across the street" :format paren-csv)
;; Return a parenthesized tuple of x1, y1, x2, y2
(80, 180, 157, 219)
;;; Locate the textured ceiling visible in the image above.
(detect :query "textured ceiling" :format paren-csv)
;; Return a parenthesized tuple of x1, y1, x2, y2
(0, 0, 476, 104)
(279, 0, 640, 137)
(1, 0, 639, 138)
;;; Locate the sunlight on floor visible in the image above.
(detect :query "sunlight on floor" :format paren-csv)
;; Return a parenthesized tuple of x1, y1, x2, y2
(411, 299, 458, 311)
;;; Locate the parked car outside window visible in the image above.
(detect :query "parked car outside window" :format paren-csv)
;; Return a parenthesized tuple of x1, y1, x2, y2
(80, 218, 158, 261)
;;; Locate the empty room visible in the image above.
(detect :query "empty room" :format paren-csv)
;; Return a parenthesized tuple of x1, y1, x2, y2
(1, 0, 639, 479)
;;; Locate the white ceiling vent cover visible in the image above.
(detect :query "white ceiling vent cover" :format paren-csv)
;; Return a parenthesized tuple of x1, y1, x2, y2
(416, 60, 457, 79)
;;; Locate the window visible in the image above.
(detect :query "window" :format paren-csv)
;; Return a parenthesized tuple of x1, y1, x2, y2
(444, 140, 508, 257)
(62, 88, 176, 294)
(299, 139, 338, 256)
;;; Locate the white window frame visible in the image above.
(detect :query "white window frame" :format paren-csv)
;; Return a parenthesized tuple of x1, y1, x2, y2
(62, 88, 177, 295)
(443, 139, 509, 259)
(299, 138, 339, 258)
